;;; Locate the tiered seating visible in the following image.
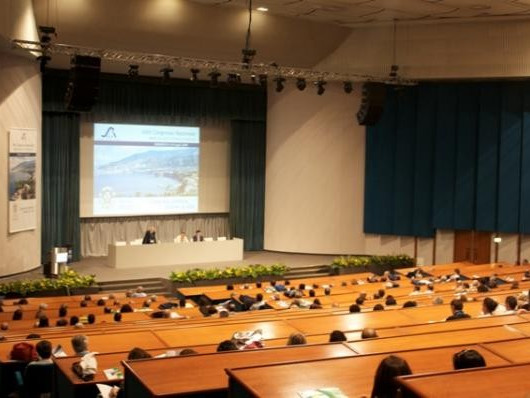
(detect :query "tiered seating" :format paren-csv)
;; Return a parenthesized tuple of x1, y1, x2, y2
(1, 261, 530, 397)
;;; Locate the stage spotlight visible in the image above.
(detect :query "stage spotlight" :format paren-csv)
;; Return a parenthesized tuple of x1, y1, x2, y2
(209, 70, 221, 87)
(315, 80, 327, 96)
(296, 78, 306, 91)
(227, 73, 241, 85)
(274, 77, 285, 92)
(250, 73, 257, 84)
(190, 68, 200, 81)
(160, 67, 173, 81)
(258, 74, 268, 88)
(343, 81, 353, 94)
(128, 64, 139, 77)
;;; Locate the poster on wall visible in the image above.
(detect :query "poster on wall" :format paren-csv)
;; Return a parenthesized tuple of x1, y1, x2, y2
(9, 128, 37, 233)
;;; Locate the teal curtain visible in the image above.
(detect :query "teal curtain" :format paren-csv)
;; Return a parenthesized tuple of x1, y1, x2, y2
(229, 120, 266, 250)
(42, 112, 81, 262)
(364, 81, 530, 237)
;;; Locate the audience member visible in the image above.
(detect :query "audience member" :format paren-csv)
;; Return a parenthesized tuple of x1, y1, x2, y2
(385, 296, 397, 306)
(71, 335, 89, 356)
(446, 299, 471, 321)
(1, 322, 8, 331)
(56, 318, 68, 327)
(287, 332, 307, 346)
(87, 314, 96, 324)
(349, 304, 361, 313)
(114, 312, 122, 322)
(26, 333, 40, 340)
(69, 316, 79, 326)
(373, 304, 384, 311)
(128, 347, 152, 360)
(12, 308, 23, 320)
(371, 355, 412, 398)
(310, 299, 323, 309)
(58, 304, 68, 317)
(329, 330, 347, 342)
(120, 304, 134, 313)
(453, 349, 486, 370)
(217, 340, 238, 352)
(10, 341, 38, 362)
(402, 300, 417, 308)
(481, 297, 505, 316)
(180, 348, 199, 356)
(37, 316, 49, 328)
(361, 328, 378, 339)
(132, 286, 147, 298)
(28, 340, 53, 365)
(505, 296, 517, 313)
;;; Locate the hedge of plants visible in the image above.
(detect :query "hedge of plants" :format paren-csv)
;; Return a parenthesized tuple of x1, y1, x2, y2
(169, 263, 289, 283)
(0, 269, 97, 296)
(331, 254, 415, 270)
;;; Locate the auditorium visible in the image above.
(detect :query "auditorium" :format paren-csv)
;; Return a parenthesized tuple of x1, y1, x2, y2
(2, 0, 530, 396)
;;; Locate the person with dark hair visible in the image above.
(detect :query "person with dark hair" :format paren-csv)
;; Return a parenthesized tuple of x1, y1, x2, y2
(120, 304, 133, 313)
(505, 295, 518, 312)
(309, 289, 316, 297)
(192, 229, 204, 242)
(1, 322, 8, 331)
(298, 283, 306, 291)
(310, 298, 323, 309)
(17, 298, 28, 305)
(29, 340, 53, 364)
(373, 304, 384, 311)
(482, 297, 505, 316)
(142, 226, 157, 244)
(349, 304, 361, 313)
(377, 289, 386, 298)
(371, 355, 412, 398)
(402, 301, 417, 308)
(287, 332, 307, 346)
(180, 348, 198, 356)
(355, 297, 365, 306)
(453, 349, 486, 370)
(385, 296, 397, 306)
(58, 305, 68, 317)
(12, 308, 23, 321)
(128, 347, 152, 360)
(37, 316, 49, 328)
(361, 328, 378, 339)
(324, 287, 331, 296)
(477, 283, 490, 293)
(114, 312, 122, 322)
(26, 333, 40, 339)
(71, 335, 89, 356)
(97, 299, 106, 306)
(250, 293, 266, 311)
(329, 330, 347, 342)
(87, 314, 96, 324)
(217, 340, 238, 352)
(69, 316, 79, 326)
(80, 300, 88, 308)
(56, 318, 68, 327)
(446, 299, 471, 321)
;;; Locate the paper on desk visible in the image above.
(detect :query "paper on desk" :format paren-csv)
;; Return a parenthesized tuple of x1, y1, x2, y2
(96, 384, 116, 398)
(298, 387, 348, 398)
(103, 367, 123, 380)
(52, 345, 67, 357)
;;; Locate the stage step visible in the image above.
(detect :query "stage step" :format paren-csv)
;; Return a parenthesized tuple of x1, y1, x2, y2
(98, 278, 170, 295)
(283, 264, 331, 280)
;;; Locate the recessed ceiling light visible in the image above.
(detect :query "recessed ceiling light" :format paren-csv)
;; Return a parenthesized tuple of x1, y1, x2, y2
(257, 7, 268, 12)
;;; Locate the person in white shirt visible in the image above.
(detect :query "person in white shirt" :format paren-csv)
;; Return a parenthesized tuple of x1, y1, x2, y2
(174, 231, 189, 243)
(480, 297, 506, 316)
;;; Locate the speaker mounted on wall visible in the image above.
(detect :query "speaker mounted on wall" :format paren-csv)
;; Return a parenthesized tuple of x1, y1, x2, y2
(356, 82, 386, 126)
(65, 55, 101, 112)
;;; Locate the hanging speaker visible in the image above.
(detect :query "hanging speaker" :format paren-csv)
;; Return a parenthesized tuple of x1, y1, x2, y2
(65, 55, 101, 111)
(356, 82, 386, 126)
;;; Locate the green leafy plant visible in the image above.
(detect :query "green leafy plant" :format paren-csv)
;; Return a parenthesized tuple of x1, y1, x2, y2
(169, 263, 289, 283)
(0, 269, 96, 296)
(330, 254, 414, 269)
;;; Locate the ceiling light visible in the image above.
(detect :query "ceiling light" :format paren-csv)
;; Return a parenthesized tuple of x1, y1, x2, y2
(190, 68, 200, 81)
(315, 80, 326, 96)
(296, 78, 306, 91)
(257, 7, 268, 12)
(128, 64, 139, 77)
(160, 67, 173, 81)
(227, 73, 241, 85)
(209, 70, 221, 87)
(343, 81, 353, 94)
(274, 77, 285, 92)
(258, 74, 268, 88)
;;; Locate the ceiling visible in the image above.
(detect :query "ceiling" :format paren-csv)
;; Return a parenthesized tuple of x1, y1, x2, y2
(189, 0, 530, 26)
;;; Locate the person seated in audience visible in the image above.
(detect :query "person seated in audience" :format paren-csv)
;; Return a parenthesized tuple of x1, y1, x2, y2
(448, 268, 463, 281)
(217, 340, 238, 352)
(142, 226, 157, 244)
(10, 342, 37, 362)
(269, 280, 287, 292)
(349, 304, 361, 313)
(56, 318, 68, 327)
(453, 349, 486, 370)
(249, 293, 267, 311)
(37, 315, 49, 328)
(355, 296, 365, 306)
(373, 304, 384, 311)
(180, 348, 198, 356)
(477, 282, 490, 293)
(409, 285, 422, 296)
(26, 333, 40, 340)
(17, 298, 28, 305)
(481, 297, 506, 316)
(192, 229, 204, 242)
(385, 296, 397, 306)
(80, 300, 88, 307)
(71, 335, 89, 356)
(120, 303, 134, 312)
(361, 328, 378, 339)
(12, 308, 23, 321)
(69, 316, 79, 326)
(371, 355, 412, 398)
(174, 231, 189, 243)
(446, 299, 471, 321)
(329, 330, 347, 342)
(504, 296, 518, 314)
(131, 286, 147, 298)
(384, 280, 400, 289)
(97, 298, 106, 306)
(114, 312, 123, 322)
(402, 300, 417, 308)
(432, 296, 444, 305)
(383, 270, 401, 281)
(308, 289, 316, 297)
(87, 314, 96, 324)
(58, 304, 68, 318)
(287, 332, 307, 346)
(28, 340, 53, 365)
(310, 298, 323, 309)
(143, 299, 152, 308)
(324, 287, 331, 296)
(128, 347, 152, 360)
(367, 275, 380, 283)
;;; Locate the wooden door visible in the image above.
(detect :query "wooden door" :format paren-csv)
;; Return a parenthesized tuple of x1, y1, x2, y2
(454, 230, 491, 264)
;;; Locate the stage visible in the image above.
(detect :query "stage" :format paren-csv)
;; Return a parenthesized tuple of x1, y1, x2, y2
(0, 251, 337, 283)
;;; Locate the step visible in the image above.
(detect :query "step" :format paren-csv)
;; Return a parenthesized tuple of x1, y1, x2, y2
(283, 272, 333, 279)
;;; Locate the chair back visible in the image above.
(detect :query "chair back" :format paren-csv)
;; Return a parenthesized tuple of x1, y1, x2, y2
(23, 363, 54, 398)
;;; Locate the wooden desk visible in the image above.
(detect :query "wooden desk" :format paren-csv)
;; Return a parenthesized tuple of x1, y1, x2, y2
(348, 325, 525, 354)
(483, 338, 530, 363)
(226, 344, 509, 398)
(398, 362, 530, 398)
(122, 343, 356, 397)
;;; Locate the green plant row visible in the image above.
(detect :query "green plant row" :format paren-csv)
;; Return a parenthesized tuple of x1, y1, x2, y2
(0, 269, 97, 295)
(331, 254, 414, 269)
(169, 263, 289, 283)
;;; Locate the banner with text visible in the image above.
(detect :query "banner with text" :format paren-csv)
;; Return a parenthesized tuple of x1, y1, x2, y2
(9, 128, 37, 233)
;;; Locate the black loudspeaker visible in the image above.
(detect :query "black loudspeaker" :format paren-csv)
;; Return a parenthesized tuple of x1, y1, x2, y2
(356, 82, 386, 126)
(65, 55, 101, 111)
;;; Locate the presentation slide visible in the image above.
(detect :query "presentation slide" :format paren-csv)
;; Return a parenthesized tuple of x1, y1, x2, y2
(93, 123, 200, 216)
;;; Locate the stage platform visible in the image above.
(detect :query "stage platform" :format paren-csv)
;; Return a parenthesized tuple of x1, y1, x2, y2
(0, 251, 337, 283)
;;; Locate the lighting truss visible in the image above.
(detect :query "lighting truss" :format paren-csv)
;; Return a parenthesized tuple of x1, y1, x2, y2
(12, 39, 417, 85)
